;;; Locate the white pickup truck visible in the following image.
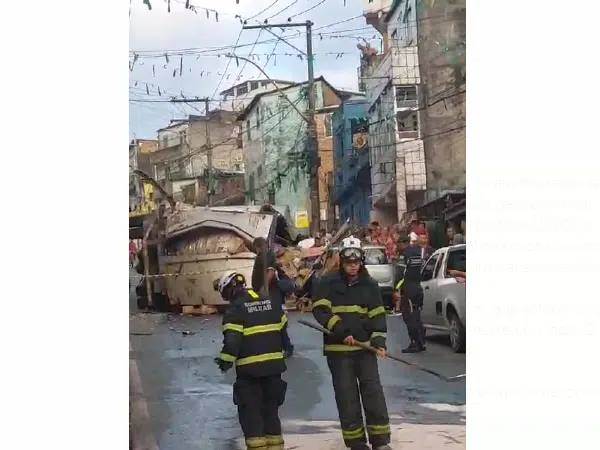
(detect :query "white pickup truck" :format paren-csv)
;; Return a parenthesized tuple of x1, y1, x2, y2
(420, 244, 466, 353)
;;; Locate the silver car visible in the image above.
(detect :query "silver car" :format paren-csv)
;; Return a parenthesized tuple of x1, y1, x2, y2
(326, 245, 396, 305)
(420, 244, 466, 352)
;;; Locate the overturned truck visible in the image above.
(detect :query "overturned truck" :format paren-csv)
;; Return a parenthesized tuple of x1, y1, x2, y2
(154, 204, 296, 312)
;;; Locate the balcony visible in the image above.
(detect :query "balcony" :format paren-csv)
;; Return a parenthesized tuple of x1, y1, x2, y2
(364, 47, 420, 107)
(362, 0, 393, 34)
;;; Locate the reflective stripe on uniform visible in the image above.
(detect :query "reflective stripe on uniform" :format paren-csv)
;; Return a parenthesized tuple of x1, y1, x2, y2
(368, 306, 386, 318)
(367, 423, 391, 435)
(395, 279, 404, 290)
(219, 353, 236, 362)
(323, 341, 370, 352)
(245, 436, 268, 448)
(332, 305, 368, 314)
(236, 351, 284, 366)
(223, 323, 244, 333)
(342, 426, 366, 440)
(265, 435, 284, 445)
(312, 298, 332, 309)
(243, 315, 288, 336)
(248, 289, 260, 299)
(327, 314, 341, 330)
(370, 331, 386, 339)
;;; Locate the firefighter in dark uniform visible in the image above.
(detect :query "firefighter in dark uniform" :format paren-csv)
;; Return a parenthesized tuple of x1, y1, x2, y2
(398, 240, 427, 353)
(312, 236, 392, 450)
(213, 270, 288, 450)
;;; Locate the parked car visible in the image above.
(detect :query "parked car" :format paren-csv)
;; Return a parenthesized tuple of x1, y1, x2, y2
(325, 245, 396, 307)
(420, 244, 466, 352)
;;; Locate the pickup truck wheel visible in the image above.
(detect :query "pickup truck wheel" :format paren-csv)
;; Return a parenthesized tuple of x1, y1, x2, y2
(448, 311, 466, 353)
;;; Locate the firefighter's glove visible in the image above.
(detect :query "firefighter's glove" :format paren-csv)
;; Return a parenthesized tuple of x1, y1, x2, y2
(214, 357, 233, 373)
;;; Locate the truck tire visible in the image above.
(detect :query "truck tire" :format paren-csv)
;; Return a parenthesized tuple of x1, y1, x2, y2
(448, 310, 466, 353)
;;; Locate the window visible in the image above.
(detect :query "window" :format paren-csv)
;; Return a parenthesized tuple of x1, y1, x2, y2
(421, 254, 440, 281)
(250, 81, 259, 91)
(256, 107, 260, 129)
(179, 129, 187, 143)
(397, 111, 418, 132)
(324, 114, 332, 137)
(395, 85, 417, 108)
(257, 164, 263, 178)
(268, 189, 275, 204)
(237, 84, 248, 95)
(234, 163, 241, 171)
(364, 248, 388, 265)
(246, 120, 251, 141)
(446, 248, 466, 274)
(261, 81, 269, 87)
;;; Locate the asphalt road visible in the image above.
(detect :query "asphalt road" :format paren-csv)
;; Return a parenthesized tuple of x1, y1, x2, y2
(129, 274, 465, 450)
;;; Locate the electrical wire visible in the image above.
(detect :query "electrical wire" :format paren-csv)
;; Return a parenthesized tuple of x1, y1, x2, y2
(245, 0, 282, 22)
(211, 27, 244, 101)
(264, 0, 301, 21)
(288, 0, 328, 20)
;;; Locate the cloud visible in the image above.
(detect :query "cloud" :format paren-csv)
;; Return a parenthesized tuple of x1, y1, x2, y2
(129, 0, 372, 137)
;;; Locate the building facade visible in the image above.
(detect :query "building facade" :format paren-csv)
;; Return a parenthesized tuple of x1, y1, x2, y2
(363, 0, 427, 225)
(331, 98, 372, 227)
(219, 79, 296, 112)
(238, 77, 352, 233)
(150, 110, 243, 203)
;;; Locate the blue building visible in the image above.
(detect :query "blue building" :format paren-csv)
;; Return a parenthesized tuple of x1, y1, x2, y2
(331, 98, 372, 227)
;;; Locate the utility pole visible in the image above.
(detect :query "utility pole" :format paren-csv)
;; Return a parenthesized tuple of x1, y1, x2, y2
(203, 98, 213, 206)
(305, 21, 320, 236)
(242, 21, 320, 235)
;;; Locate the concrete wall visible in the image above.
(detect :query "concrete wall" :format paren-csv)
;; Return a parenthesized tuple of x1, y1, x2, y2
(417, 0, 466, 195)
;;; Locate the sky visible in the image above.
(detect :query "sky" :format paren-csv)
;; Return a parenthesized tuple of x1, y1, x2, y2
(129, 0, 380, 139)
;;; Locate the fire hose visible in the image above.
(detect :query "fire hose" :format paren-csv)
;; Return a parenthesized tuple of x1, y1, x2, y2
(298, 318, 465, 382)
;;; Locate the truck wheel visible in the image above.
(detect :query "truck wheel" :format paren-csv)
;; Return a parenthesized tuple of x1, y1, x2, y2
(448, 311, 466, 353)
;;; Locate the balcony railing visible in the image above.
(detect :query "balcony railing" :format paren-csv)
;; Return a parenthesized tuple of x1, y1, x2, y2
(364, 46, 420, 107)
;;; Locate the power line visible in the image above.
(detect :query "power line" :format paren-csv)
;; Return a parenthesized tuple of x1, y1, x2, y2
(288, 0, 328, 20)
(246, 0, 282, 22)
(130, 14, 463, 58)
(161, 95, 307, 173)
(211, 27, 244, 100)
(265, 0, 302, 21)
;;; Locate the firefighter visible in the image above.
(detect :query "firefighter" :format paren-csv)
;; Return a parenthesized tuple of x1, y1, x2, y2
(312, 236, 392, 450)
(399, 239, 427, 353)
(213, 271, 288, 450)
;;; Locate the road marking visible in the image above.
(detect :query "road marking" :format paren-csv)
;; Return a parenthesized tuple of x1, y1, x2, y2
(130, 341, 160, 450)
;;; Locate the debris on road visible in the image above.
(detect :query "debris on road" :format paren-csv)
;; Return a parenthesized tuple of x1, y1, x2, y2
(169, 327, 196, 336)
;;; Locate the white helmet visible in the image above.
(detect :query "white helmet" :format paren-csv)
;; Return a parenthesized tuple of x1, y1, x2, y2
(213, 270, 245, 295)
(339, 235, 363, 261)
